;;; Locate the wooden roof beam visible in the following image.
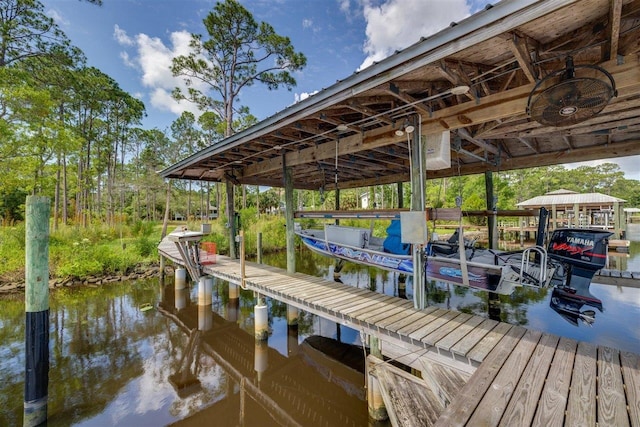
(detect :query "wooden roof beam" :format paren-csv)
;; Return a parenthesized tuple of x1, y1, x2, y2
(315, 114, 361, 134)
(421, 139, 640, 180)
(420, 55, 640, 135)
(384, 83, 431, 116)
(456, 127, 499, 155)
(478, 96, 640, 139)
(602, 0, 623, 62)
(436, 60, 476, 102)
(504, 31, 538, 83)
(241, 125, 404, 179)
(517, 137, 538, 153)
(346, 101, 393, 125)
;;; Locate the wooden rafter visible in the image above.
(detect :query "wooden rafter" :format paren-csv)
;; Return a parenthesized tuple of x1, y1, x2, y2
(346, 100, 393, 125)
(602, 0, 623, 61)
(504, 31, 538, 83)
(384, 83, 431, 116)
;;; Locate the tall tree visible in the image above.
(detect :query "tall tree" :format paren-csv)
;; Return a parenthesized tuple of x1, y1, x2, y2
(0, 0, 83, 67)
(171, 111, 204, 220)
(170, 0, 306, 137)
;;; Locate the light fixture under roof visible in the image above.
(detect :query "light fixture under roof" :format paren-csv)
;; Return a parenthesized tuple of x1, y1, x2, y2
(273, 145, 282, 150)
(336, 124, 348, 131)
(234, 160, 242, 164)
(395, 120, 415, 136)
(450, 85, 470, 95)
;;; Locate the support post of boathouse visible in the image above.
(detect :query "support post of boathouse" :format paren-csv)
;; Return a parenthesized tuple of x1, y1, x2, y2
(485, 171, 498, 250)
(409, 123, 426, 310)
(283, 157, 295, 274)
(226, 180, 237, 259)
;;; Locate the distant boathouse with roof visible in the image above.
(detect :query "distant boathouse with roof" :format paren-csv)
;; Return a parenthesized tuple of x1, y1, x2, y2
(516, 189, 626, 238)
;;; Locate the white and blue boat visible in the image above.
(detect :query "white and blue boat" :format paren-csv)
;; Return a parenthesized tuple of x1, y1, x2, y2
(296, 222, 612, 296)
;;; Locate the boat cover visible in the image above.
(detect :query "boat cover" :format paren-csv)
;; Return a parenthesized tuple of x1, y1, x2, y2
(383, 220, 411, 255)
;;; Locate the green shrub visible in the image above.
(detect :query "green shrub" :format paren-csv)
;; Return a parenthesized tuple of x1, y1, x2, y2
(131, 220, 154, 237)
(135, 236, 156, 258)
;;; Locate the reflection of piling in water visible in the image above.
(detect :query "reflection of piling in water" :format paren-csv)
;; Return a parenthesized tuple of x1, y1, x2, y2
(398, 275, 407, 299)
(228, 282, 240, 323)
(198, 305, 213, 331)
(227, 297, 239, 323)
(175, 287, 187, 311)
(488, 292, 501, 321)
(286, 304, 299, 355)
(254, 339, 268, 383)
(287, 324, 299, 357)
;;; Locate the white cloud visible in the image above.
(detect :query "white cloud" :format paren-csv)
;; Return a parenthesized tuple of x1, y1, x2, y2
(119, 51, 135, 68)
(113, 24, 134, 46)
(294, 90, 320, 103)
(116, 28, 203, 118)
(338, 0, 352, 16)
(47, 8, 69, 27)
(302, 18, 313, 29)
(358, 0, 472, 70)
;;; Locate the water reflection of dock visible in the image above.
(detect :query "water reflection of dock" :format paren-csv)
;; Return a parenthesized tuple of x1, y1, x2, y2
(157, 299, 368, 426)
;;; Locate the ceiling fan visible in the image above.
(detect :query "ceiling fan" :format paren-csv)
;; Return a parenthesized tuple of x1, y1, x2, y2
(527, 57, 617, 127)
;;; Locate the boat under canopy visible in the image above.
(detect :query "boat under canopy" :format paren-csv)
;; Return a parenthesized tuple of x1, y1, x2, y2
(296, 223, 613, 298)
(295, 222, 553, 295)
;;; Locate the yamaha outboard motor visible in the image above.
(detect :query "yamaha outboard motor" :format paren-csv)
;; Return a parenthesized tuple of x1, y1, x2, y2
(547, 228, 612, 305)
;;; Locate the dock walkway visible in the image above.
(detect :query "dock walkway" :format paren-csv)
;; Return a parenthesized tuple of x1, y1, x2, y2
(158, 235, 640, 426)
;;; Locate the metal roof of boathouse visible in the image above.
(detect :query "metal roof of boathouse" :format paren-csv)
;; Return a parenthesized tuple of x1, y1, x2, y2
(159, 0, 640, 190)
(517, 189, 626, 208)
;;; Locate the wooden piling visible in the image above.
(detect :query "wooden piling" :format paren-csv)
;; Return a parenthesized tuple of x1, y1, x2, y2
(24, 196, 50, 427)
(286, 304, 298, 327)
(175, 267, 187, 290)
(366, 355, 388, 421)
(254, 297, 269, 340)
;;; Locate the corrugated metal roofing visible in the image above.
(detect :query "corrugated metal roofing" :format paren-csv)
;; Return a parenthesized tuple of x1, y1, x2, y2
(517, 192, 626, 207)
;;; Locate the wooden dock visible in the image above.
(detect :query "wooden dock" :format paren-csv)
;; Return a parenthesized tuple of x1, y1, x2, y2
(158, 234, 640, 426)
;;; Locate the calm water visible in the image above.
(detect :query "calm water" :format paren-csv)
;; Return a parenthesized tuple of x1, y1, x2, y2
(1, 224, 640, 426)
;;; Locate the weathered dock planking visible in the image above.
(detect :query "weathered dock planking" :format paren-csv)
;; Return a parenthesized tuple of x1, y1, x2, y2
(158, 235, 640, 426)
(435, 336, 640, 427)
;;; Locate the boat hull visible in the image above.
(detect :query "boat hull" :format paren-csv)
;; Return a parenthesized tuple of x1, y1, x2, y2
(298, 234, 413, 274)
(297, 230, 517, 294)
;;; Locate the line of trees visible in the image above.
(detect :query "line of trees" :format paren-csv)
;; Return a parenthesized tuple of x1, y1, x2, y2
(0, 0, 306, 229)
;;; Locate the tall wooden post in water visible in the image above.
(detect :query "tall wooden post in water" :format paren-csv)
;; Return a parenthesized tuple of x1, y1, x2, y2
(24, 196, 50, 426)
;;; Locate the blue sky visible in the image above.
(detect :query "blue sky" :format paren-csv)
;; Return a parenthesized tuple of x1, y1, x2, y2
(42, 0, 640, 180)
(42, 0, 492, 129)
